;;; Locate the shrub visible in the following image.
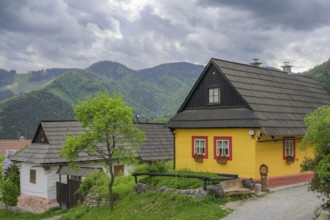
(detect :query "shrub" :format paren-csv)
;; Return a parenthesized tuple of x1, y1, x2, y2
(2, 181, 20, 206)
(301, 106, 330, 207)
(79, 171, 110, 198)
(5, 164, 20, 190)
(134, 161, 172, 174)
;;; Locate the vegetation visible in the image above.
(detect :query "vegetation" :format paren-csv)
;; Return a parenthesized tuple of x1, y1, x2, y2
(0, 91, 74, 139)
(304, 58, 330, 94)
(0, 156, 20, 209)
(61, 172, 230, 220)
(62, 191, 229, 220)
(0, 61, 203, 139)
(61, 92, 145, 210)
(79, 171, 110, 199)
(301, 105, 330, 207)
(0, 207, 67, 220)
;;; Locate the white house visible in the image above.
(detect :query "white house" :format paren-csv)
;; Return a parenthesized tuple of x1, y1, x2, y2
(12, 120, 173, 212)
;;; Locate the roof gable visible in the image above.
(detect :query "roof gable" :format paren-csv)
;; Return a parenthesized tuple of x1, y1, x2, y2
(32, 123, 49, 144)
(179, 61, 247, 112)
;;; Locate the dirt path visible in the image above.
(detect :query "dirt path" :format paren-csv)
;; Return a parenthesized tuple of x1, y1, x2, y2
(223, 184, 323, 220)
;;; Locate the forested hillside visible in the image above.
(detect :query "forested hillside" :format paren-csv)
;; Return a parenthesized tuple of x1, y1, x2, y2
(304, 58, 330, 94)
(2, 57, 328, 140)
(0, 61, 203, 139)
(0, 68, 73, 102)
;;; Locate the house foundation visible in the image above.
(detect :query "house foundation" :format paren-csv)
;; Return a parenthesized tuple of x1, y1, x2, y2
(255, 173, 314, 188)
(17, 194, 58, 213)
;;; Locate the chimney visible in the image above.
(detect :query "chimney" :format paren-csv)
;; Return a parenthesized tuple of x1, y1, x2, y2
(250, 58, 262, 67)
(281, 62, 292, 74)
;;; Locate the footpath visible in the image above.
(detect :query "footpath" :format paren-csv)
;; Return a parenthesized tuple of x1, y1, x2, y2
(223, 184, 323, 220)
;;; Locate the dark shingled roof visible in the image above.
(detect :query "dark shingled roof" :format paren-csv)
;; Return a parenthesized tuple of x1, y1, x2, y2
(167, 58, 330, 136)
(12, 121, 173, 164)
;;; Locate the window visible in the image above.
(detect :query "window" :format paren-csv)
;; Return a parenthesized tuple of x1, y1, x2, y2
(214, 136, 232, 160)
(208, 88, 220, 104)
(30, 169, 36, 184)
(114, 165, 125, 176)
(192, 136, 208, 158)
(283, 139, 295, 158)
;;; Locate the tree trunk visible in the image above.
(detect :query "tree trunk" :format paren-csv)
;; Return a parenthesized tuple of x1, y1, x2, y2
(108, 162, 115, 210)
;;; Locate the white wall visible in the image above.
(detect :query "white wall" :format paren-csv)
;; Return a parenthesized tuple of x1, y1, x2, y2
(20, 163, 49, 199)
(47, 166, 60, 200)
(20, 161, 131, 201)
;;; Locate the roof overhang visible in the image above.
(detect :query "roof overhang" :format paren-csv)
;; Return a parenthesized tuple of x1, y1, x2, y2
(56, 165, 102, 177)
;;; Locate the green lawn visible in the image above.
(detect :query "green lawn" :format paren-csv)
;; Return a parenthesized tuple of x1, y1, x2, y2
(62, 190, 230, 220)
(0, 207, 67, 220)
(1, 168, 237, 220)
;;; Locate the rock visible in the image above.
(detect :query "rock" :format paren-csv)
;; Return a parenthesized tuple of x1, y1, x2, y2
(207, 185, 224, 198)
(133, 183, 150, 194)
(318, 209, 330, 220)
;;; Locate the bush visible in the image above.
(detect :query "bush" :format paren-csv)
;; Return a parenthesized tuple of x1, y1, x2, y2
(301, 106, 330, 207)
(79, 171, 110, 198)
(5, 164, 20, 190)
(134, 161, 172, 174)
(2, 181, 20, 206)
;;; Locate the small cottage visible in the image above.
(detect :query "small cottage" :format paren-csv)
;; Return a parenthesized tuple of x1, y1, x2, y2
(166, 58, 330, 187)
(12, 120, 173, 212)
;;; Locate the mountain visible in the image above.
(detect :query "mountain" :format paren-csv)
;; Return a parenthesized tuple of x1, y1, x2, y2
(303, 58, 330, 94)
(0, 61, 204, 139)
(0, 68, 74, 102)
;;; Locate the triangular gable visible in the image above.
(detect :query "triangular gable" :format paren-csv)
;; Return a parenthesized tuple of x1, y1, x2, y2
(31, 123, 49, 144)
(178, 59, 249, 112)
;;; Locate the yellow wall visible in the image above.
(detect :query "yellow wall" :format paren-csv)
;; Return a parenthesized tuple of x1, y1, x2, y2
(175, 129, 314, 179)
(255, 136, 314, 178)
(174, 128, 256, 178)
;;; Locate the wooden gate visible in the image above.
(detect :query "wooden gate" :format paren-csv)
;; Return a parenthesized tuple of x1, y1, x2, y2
(56, 179, 82, 209)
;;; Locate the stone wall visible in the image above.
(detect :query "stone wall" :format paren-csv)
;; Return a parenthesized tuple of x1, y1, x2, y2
(17, 194, 58, 213)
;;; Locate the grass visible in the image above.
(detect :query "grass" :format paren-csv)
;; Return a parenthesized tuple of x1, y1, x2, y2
(61, 173, 232, 220)
(1, 163, 238, 219)
(0, 207, 67, 220)
(62, 190, 230, 220)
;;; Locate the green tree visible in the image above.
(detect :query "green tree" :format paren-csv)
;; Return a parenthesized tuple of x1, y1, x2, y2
(301, 105, 330, 207)
(61, 92, 145, 210)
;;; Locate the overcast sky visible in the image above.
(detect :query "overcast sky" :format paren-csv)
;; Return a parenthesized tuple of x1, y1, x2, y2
(1, 0, 330, 73)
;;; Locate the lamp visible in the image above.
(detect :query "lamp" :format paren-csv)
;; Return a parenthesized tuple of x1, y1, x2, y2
(249, 130, 255, 138)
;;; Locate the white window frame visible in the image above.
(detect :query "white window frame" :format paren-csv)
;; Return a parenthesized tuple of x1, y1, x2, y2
(216, 139, 230, 157)
(194, 139, 206, 155)
(284, 140, 295, 157)
(208, 88, 220, 104)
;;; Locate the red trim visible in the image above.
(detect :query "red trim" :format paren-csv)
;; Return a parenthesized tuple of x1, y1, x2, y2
(254, 173, 314, 188)
(214, 136, 232, 160)
(283, 138, 296, 160)
(192, 136, 208, 158)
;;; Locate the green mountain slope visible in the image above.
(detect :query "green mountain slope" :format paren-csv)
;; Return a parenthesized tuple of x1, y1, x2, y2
(304, 58, 330, 94)
(0, 68, 73, 102)
(0, 91, 74, 139)
(0, 61, 203, 139)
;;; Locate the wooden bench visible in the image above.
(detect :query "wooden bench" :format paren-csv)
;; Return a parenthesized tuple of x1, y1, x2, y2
(220, 179, 254, 196)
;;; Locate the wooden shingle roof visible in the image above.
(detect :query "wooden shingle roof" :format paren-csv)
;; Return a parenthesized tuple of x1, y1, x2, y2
(167, 58, 330, 136)
(12, 121, 173, 164)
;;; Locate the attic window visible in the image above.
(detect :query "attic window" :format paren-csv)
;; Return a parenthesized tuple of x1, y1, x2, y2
(208, 88, 220, 104)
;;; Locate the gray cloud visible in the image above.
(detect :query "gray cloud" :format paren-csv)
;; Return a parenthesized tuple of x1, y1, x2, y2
(0, 0, 329, 73)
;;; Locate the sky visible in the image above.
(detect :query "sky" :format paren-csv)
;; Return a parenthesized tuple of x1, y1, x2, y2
(0, 0, 330, 73)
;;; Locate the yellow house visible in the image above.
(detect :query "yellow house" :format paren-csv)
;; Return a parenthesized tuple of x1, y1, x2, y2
(166, 58, 330, 187)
